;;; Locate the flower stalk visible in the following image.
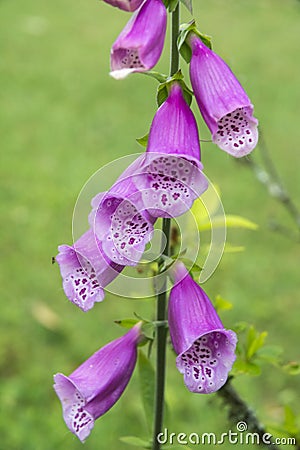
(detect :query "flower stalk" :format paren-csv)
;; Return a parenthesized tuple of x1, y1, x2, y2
(152, 4, 180, 450)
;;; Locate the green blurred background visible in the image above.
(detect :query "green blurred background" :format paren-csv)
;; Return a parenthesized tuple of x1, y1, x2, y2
(1, 0, 299, 449)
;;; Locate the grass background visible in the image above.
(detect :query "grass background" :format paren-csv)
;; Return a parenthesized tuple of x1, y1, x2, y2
(0, 0, 299, 449)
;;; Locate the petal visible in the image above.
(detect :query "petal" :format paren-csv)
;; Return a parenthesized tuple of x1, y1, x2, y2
(54, 374, 94, 442)
(147, 83, 201, 162)
(101, 198, 154, 265)
(110, 0, 167, 77)
(133, 153, 207, 218)
(56, 244, 105, 312)
(212, 107, 258, 157)
(56, 230, 123, 311)
(176, 329, 237, 394)
(189, 35, 258, 156)
(91, 166, 155, 266)
(168, 263, 224, 355)
(103, 0, 144, 12)
(131, 84, 207, 217)
(53, 324, 141, 441)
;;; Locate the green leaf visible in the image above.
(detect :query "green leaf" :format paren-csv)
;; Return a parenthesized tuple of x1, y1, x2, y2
(198, 214, 258, 231)
(156, 72, 193, 107)
(136, 133, 149, 148)
(232, 359, 261, 376)
(157, 84, 168, 107)
(225, 215, 258, 230)
(246, 329, 268, 360)
(233, 321, 249, 334)
(223, 243, 245, 253)
(282, 361, 300, 375)
(256, 345, 283, 365)
(168, 0, 179, 12)
(120, 436, 151, 448)
(138, 350, 155, 433)
(196, 31, 212, 50)
(214, 295, 233, 312)
(114, 318, 139, 329)
(178, 21, 195, 63)
(143, 71, 168, 83)
(178, 22, 212, 63)
(179, 41, 192, 64)
(178, 257, 202, 275)
(180, 0, 193, 14)
(141, 322, 155, 340)
(284, 405, 299, 435)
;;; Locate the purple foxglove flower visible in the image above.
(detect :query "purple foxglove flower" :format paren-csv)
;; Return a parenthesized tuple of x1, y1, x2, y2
(168, 262, 237, 394)
(103, 0, 144, 12)
(56, 229, 124, 312)
(189, 35, 258, 158)
(89, 160, 156, 266)
(54, 323, 141, 442)
(110, 0, 167, 79)
(132, 83, 208, 218)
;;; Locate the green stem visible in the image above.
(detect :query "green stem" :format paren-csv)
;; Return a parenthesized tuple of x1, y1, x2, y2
(152, 5, 180, 450)
(170, 4, 180, 76)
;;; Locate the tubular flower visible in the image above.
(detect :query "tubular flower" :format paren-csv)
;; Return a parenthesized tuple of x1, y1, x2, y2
(110, 0, 167, 79)
(54, 323, 142, 442)
(132, 83, 208, 218)
(189, 34, 258, 157)
(168, 262, 237, 394)
(89, 161, 156, 266)
(102, 0, 144, 12)
(56, 229, 123, 312)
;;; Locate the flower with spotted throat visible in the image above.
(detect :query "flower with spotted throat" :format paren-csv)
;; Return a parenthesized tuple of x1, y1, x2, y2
(168, 262, 237, 394)
(56, 229, 124, 311)
(89, 158, 156, 266)
(132, 82, 208, 218)
(189, 34, 258, 157)
(53, 323, 141, 441)
(110, 0, 167, 79)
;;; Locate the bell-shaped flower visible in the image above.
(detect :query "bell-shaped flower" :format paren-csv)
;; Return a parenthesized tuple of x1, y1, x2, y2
(56, 229, 124, 312)
(110, 0, 167, 79)
(54, 323, 142, 442)
(189, 34, 258, 158)
(102, 0, 144, 12)
(89, 160, 156, 266)
(132, 83, 208, 218)
(168, 262, 237, 394)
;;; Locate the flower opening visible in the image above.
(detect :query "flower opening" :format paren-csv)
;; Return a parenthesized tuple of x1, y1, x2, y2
(168, 262, 237, 393)
(189, 35, 258, 157)
(54, 323, 141, 441)
(89, 162, 156, 265)
(56, 229, 123, 311)
(110, 0, 167, 79)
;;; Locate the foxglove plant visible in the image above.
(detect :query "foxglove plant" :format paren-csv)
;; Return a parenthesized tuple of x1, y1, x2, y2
(168, 262, 237, 394)
(189, 34, 258, 157)
(89, 161, 156, 266)
(56, 229, 124, 312)
(102, 0, 144, 12)
(54, 2, 261, 449)
(110, 0, 167, 79)
(54, 323, 142, 441)
(132, 82, 208, 218)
